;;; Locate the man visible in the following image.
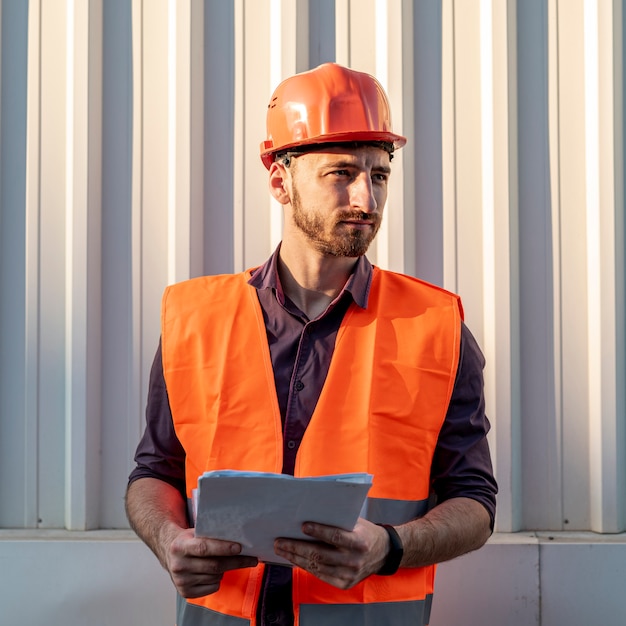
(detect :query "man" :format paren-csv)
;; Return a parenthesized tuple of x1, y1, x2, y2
(126, 62, 497, 626)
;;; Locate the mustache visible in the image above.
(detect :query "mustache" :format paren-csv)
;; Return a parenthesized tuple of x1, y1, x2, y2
(337, 211, 381, 222)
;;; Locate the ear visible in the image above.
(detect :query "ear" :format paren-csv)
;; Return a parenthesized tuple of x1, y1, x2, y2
(268, 161, 292, 205)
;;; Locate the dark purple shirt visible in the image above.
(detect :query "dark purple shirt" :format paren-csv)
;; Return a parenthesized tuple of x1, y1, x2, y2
(129, 248, 497, 626)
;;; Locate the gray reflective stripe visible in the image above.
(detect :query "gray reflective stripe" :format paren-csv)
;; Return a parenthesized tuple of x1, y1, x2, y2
(176, 591, 433, 626)
(176, 595, 250, 626)
(300, 596, 433, 626)
(360, 496, 430, 525)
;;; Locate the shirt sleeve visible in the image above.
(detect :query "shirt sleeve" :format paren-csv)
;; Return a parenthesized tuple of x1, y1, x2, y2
(430, 322, 498, 528)
(127, 339, 187, 497)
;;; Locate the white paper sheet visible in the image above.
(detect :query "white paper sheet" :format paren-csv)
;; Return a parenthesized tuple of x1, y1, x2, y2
(193, 470, 373, 565)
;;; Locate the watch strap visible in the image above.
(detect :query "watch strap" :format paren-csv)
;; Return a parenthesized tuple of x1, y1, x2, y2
(376, 523, 404, 575)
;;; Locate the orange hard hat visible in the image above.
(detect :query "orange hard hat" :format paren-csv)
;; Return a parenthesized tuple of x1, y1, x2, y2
(260, 63, 407, 169)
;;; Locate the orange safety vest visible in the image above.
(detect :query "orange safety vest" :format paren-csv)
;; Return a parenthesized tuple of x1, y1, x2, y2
(161, 266, 463, 626)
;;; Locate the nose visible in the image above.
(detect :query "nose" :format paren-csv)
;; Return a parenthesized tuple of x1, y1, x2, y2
(349, 173, 377, 212)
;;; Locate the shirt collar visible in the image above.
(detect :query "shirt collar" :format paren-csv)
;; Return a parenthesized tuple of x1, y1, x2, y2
(248, 244, 373, 309)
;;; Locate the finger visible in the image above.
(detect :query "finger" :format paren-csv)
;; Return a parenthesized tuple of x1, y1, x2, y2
(301, 522, 352, 548)
(178, 554, 259, 574)
(182, 582, 221, 598)
(172, 556, 259, 598)
(273, 542, 359, 589)
(172, 572, 223, 598)
(184, 536, 248, 559)
(212, 555, 259, 572)
(274, 538, 343, 570)
(274, 541, 327, 574)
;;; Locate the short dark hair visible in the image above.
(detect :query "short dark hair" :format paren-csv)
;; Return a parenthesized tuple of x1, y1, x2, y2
(275, 141, 394, 167)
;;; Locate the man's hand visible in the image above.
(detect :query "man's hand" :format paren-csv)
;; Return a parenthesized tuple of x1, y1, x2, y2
(273, 497, 492, 589)
(273, 518, 389, 589)
(125, 478, 257, 599)
(163, 527, 258, 598)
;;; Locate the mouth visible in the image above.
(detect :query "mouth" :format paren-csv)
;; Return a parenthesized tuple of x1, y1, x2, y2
(337, 222, 375, 234)
(339, 216, 378, 228)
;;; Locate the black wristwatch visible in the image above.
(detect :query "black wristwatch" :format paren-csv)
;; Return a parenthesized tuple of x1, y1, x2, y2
(376, 524, 404, 575)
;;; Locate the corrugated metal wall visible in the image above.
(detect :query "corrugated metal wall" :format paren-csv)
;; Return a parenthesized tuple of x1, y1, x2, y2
(0, 0, 624, 568)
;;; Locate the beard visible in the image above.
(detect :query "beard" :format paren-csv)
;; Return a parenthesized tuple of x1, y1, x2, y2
(291, 186, 382, 257)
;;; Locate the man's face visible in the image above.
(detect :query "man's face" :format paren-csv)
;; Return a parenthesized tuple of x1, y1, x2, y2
(285, 146, 391, 257)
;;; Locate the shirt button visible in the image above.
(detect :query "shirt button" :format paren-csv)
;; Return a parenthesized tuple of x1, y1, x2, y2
(287, 440, 296, 449)
(294, 380, 304, 391)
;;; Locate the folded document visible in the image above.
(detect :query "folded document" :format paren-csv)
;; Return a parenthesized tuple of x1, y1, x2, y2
(193, 470, 373, 565)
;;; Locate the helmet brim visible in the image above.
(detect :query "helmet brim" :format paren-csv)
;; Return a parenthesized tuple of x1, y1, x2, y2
(260, 131, 407, 170)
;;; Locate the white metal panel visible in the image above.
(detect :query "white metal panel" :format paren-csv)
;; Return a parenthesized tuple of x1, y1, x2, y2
(270, 0, 311, 74)
(430, 534, 541, 625)
(442, 0, 457, 291)
(24, 0, 43, 529)
(167, 0, 205, 284)
(547, 0, 564, 530)
(1, 0, 626, 621)
(447, 0, 485, 339)
(64, 0, 103, 531)
(374, 0, 409, 274)
(1, 531, 625, 626)
(518, 0, 563, 531)
(556, 0, 592, 531)
(0, 0, 624, 556)
(130, 0, 145, 463)
(409, 0, 442, 284)
(308, 0, 336, 67)
(335, 0, 350, 65)
(203, 0, 237, 275)
(36, 0, 69, 528)
(239, 0, 274, 270)
(587, 0, 625, 532)
(540, 533, 626, 624)
(0, 532, 175, 625)
(0, 0, 31, 528)
(100, 0, 137, 529)
(483, 0, 522, 532)
(189, 0, 205, 280)
(346, 0, 376, 75)
(233, 0, 245, 271)
(138, 0, 169, 375)
(441, 0, 522, 532)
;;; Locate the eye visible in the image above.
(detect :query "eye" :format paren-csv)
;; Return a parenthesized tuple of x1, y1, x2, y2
(332, 169, 351, 177)
(372, 172, 389, 184)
